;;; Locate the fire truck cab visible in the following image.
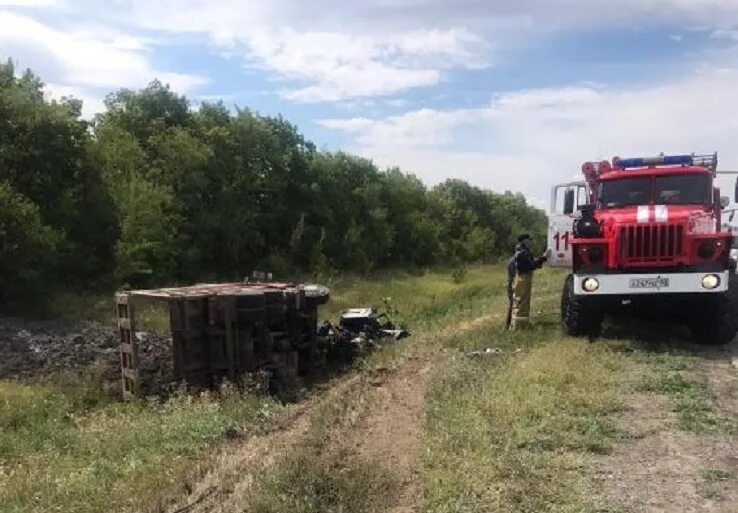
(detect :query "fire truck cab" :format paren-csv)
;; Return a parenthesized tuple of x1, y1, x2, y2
(549, 153, 738, 344)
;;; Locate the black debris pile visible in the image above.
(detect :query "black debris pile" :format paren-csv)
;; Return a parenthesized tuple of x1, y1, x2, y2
(318, 308, 410, 361)
(0, 317, 173, 394)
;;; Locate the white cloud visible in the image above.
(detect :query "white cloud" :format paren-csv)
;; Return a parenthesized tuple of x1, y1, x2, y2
(124, 0, 738, 33)
(236, 28, 487, 102)
(110, 0, 738, 104)
(320, 69, 738, 207)
(712, 28, 738, 41)
(120, 1, 492, 101)
(0, 0, 56, 5)
(0, 12, 207, 91)
(321, 107, 482, 146)
(43, 83, 104, 119)
(13, 0, 738, 106)
(0, 10, 209, 117)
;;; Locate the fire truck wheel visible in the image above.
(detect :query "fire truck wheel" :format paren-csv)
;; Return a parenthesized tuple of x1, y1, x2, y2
(561, 274, 603, 338)
(688, 295, 737, 345)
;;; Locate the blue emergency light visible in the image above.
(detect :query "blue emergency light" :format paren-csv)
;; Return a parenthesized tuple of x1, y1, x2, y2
(614, 153, 717, 171)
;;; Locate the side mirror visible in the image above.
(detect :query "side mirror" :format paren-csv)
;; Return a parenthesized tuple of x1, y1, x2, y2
(563, 188, 575, 215)
(721, 196, 730, 209)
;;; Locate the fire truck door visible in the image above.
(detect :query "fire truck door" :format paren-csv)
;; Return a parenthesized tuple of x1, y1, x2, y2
(548, 183, 588, 268)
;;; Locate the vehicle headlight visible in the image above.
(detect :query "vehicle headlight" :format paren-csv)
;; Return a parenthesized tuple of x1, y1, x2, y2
(582, 277, 600, 292)
(701, 274, 720, 290)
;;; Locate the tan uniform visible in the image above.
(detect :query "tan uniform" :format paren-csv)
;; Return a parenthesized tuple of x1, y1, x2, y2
(510, 272, 533, 330)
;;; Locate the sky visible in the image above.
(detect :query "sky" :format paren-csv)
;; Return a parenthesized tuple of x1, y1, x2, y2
(3, 0, 738, 208)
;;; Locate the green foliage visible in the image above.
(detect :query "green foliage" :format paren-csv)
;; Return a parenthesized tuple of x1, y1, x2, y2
(0, 60, 117, 308)
(112, 173, 178, 286)
(0, 182, 58, 306)
(451, 265, 468, 284)
(701, 469, 732, 482)
(1, 61, 546, 310)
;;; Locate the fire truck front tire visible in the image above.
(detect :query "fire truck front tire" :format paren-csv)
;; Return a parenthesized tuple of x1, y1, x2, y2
(688, 295, 737, 345)
(561, 274, 603, 338)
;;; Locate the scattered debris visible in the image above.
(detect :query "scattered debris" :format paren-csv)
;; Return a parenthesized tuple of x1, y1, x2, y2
(465, 347, 523, 358)
(318, 307, 410, 360)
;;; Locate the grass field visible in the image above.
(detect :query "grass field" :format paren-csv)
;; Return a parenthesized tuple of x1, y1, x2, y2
(1, 265, 731, 513)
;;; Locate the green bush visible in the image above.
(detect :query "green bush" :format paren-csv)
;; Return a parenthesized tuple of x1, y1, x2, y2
(0, 182, 58, 307)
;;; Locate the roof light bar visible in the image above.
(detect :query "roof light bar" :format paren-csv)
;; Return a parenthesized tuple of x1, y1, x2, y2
(613, 153, 718, 171)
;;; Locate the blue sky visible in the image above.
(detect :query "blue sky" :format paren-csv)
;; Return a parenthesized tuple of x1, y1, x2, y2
(3, 0, 738, 207)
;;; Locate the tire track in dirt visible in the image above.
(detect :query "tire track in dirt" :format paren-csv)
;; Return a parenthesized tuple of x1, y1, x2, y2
(345, 356, 433, 513)
(332, 311, 499, 512)
(595, 339, 738, 513)
(164, 374, 364, 513)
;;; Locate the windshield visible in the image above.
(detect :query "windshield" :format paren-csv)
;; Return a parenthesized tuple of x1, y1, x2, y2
(597, 178, 650, 208)
(597, 174, 712, 208)
(654, 175, 711, 205)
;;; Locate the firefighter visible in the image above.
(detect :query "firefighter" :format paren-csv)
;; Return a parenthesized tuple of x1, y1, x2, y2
(508, 234, 547, 330)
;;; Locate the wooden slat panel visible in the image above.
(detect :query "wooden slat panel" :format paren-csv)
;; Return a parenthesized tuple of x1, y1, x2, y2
(122, 368, 138, 379)
(224, 297, 236, 381)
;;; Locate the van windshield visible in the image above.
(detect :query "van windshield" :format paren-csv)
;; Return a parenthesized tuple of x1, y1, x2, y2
(597, 178, 650, 208)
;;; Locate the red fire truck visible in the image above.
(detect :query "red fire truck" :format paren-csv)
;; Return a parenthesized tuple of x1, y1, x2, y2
(549, 153, 738, 343)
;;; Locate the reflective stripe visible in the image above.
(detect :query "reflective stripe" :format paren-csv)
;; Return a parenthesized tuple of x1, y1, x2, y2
(655, 205, 668, 222)
(637, 206, 650, 223)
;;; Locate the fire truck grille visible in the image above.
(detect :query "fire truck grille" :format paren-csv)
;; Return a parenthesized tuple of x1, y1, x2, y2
(619, 224, 684, 262)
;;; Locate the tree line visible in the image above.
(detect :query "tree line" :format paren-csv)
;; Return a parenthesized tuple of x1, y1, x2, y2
(0, 60, 546, 309)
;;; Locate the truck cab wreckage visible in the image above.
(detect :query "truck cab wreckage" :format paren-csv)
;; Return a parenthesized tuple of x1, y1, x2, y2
(549, 153, 738, 343)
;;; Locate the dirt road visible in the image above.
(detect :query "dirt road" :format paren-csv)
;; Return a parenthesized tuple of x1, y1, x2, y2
(596, 339, 738, 513)
(164, 349, 434, 513)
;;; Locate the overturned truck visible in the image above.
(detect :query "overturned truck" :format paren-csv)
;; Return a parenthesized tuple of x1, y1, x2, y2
(115, 281, 329, 399)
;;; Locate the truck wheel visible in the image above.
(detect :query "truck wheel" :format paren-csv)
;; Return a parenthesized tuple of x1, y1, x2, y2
(688, 295, 737, 345)
(303, 284, 330, 308)
(561, 274, 603, 338)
